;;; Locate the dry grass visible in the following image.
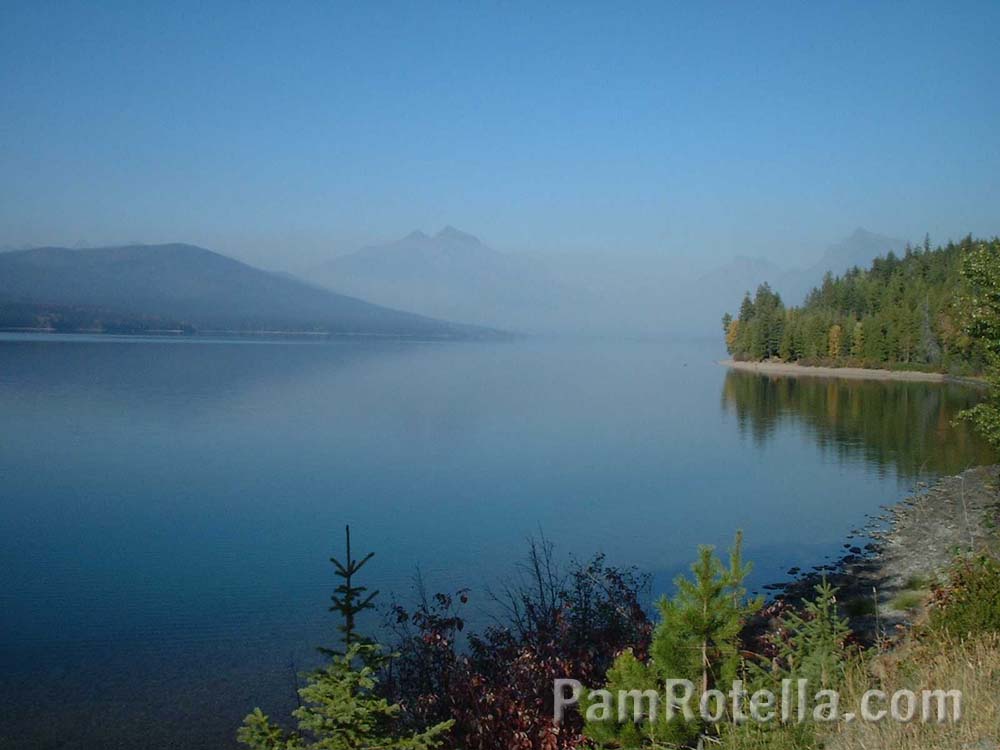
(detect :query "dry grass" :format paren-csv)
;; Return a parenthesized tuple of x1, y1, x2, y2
(716, 634, 1000, 750)
(826, 633, 1000, 750)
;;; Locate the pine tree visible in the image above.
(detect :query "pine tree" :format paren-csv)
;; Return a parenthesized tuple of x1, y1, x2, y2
(321, 525, 378, 658)
(850, 320, 865, 358)
(767, 308, 785, 359)
(238, 644, 452, 750)
(731, 580, 851, 749)
(919, 298, 941, 364)
(778, 579, 850, 688)
(584, 533, 761, 748)
(779, 323, 794, 361)
(654, 531, 759, 694)
(237, 530, 453, 750)
(749, 319, 768, 360)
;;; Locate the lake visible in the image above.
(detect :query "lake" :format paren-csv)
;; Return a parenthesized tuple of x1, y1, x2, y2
(0, 334, 991, 749)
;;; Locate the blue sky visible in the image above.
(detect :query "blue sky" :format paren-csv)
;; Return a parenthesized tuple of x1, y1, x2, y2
(2, 1, 998, 270)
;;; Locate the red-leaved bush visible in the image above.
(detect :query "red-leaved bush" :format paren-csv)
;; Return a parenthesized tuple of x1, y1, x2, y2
(381, 540, 652, 750)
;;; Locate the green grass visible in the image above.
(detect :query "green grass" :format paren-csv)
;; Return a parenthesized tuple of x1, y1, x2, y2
(902, 573, 930, 590)
(890, 590, 925, 612)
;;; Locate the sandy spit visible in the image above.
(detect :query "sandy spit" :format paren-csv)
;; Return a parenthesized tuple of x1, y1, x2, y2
(719, 358, 986, 388)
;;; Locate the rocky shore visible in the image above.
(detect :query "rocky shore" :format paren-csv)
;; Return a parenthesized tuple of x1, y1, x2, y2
(763, 465, 1000, 643)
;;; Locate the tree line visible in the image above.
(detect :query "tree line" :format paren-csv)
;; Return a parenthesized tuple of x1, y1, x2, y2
(722, 235, 1000, 375)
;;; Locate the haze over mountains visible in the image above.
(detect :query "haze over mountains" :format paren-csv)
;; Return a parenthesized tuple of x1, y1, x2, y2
(0, 244, 496, 338)
(699, 228, 908, 320)
(0, 228, 911, 339)
(311, 226, 601, 334)
(311, 226, 910, 337)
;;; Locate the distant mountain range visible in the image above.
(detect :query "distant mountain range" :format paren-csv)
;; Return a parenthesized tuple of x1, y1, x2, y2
(699, 228, 908, 311)
(311, 226, 598, 334)
(311, 226, 909, 337)
(0, 243, 500, 338)
(0, 228, 910, 340)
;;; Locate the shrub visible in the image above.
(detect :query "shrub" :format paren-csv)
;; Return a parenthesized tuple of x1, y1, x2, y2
(382, 540, 652, 750)
(926, 554, 1000, 638)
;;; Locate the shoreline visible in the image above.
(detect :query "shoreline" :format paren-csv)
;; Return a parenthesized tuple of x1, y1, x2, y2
(761, 465, 999, 643)
(720, 357, 987, 388)
(0, 328, 510, 343)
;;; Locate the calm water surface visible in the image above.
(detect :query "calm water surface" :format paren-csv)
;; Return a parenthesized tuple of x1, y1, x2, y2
(0, 334, 991, 748)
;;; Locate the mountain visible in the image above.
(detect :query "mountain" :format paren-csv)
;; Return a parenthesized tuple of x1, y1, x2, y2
(814, 228, 908, 274)
(673, 229, 909, 336)
(777, 228, 907, 304)
(693, 255, 783, 306)
(311, 227, 598, 334)
(696, 229, 907, 309)
(0, 243, 499, 338)
(311, 226, 910, 338)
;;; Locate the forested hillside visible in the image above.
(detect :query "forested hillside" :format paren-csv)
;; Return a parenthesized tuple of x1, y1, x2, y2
(722, 235, 999, 375)
(0, 244, 500, 339)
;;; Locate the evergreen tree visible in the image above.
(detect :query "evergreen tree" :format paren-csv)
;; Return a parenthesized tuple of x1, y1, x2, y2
(321, 525, 378, 658)
(767, 307, 785, 359)
(850, 320, 865, 358)
(778, 322, 794, 361)
(749, 318, 768, 360)
(237, 530, 453, 750)
(728, 580, 851, 750)
(238, 644, 452, 750)
(584, 533, 761, 748)
(959, 242, 1000, 448)
(919, 298, 940, 363)
(777, 579, 850, 688)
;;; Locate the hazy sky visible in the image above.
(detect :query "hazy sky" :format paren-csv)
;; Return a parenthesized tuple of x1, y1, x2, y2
(2, 1, 998, 271)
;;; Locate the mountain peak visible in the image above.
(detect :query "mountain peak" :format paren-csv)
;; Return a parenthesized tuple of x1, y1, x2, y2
(404, 230, 429, 241)
(824, 228, 906, 259)
(436, 225, 480, 243)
